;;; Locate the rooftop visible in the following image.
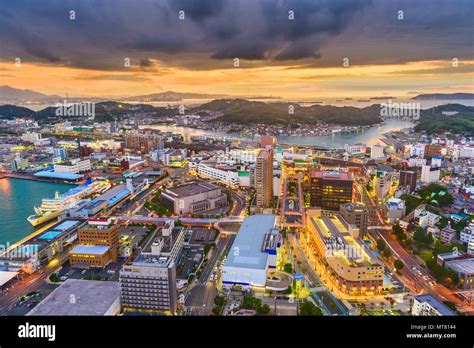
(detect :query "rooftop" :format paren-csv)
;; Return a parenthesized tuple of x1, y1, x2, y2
(69, 244, 110, 255)
(311, 171, 352, 181)
(224, 214, 278, 271)
(27, 279, 121, 316)
(307, 212, 379, 267)
(446, 258, 474, 274)
(414, 294, 457, 316)
(386, 198, 405, 210)
(165, 181, 220, 198)
(132, 253, 173, 268)
(34, 171, 83, 180)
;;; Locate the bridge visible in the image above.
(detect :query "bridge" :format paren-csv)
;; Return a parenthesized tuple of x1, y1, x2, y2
(115, 215, 244, 226)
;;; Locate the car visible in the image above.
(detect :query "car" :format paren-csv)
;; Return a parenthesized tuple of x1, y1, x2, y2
(60, 276, 67, 281)
(81, 270, 87, 275)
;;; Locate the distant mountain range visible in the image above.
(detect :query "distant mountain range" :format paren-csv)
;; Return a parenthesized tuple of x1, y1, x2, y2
(0, 85, 62, 102)
(412, 93, 474, 100)
(118, 91, 280, 101)
(0, 86, 279, 103)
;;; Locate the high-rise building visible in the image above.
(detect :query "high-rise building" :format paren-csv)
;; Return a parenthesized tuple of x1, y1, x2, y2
(374, 171, 391, 201)
(399, 170, 417, 193)
(120, 254, 177, 314)
(339, 203, 368, 237)
(69, 218, 119, 268)
(310, 171, 353, 211)
(255, 150, 273, 208)
(125, 129, 164, 154)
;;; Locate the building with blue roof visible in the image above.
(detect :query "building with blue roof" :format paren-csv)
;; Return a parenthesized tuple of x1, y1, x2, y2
(412, 294, 456, 316)
(222, 214, 281, 289)
(34, 171, 83, 181)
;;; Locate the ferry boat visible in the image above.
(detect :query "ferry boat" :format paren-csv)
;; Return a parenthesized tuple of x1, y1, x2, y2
(27, 179, 110, 227)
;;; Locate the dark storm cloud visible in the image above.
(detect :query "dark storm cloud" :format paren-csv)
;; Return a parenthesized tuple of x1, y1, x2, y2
(0, 0, 472, 70)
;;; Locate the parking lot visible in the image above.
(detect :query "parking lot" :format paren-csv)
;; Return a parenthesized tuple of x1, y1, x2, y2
(188, 228, 217, 245)
(119, 224, 154, 248)
(56, 259, 124, 282)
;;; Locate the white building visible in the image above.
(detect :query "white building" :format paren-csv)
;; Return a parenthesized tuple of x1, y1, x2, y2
(459, 146, 474, 158)
(228, 149, 260, 164)
(375, 173, 391, 201)
(385, 198, 406, 223)
(468, 240, 474, 255)
(344, 143, 366, 155)
(222, 215, 281, 290)
(421, 164, 440, 183)
(21, 131, 50, 146)
(431, 156, 442, 168)
(408, 144, 425, 158)
(414, 208, 440, 229)
(54, 158, 91, 174)
(147, 220, 185, 262)
(370, 144, 385, 159)
(408, 157, 427, 168)
(460, 224, 474, 245)
(197, 163, 240, 188)
(412, 294, 456, 316)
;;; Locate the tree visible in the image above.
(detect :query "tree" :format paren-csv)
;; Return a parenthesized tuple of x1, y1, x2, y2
(414, 228, 434, 246)
(383, 248, 391, 258)
(400, 194, 422, 214)
(214, 296, 224, 307)
(286, 285, 293, 295)
(49, 273, 59, 283)
(392, 224, 404, 235)
(283, 263, 293, 274)
(257, 303, 270, 315)
(376, 239, 386, 252)
(394, 259, 404, 271)
(299, 301, 323, 316)
(212, 305, 222, 316)
(242, 296, 261, 310)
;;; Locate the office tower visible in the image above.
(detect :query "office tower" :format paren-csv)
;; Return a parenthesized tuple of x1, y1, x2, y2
(339, 202, 369, 237)
(120, 254, 177, 314)
(310, 171, 353, 211)
(399, 170, 417, 193)
(256, 149, 273, 208)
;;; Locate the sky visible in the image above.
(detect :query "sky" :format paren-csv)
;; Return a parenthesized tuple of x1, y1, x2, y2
(0, 0, 473, 99)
